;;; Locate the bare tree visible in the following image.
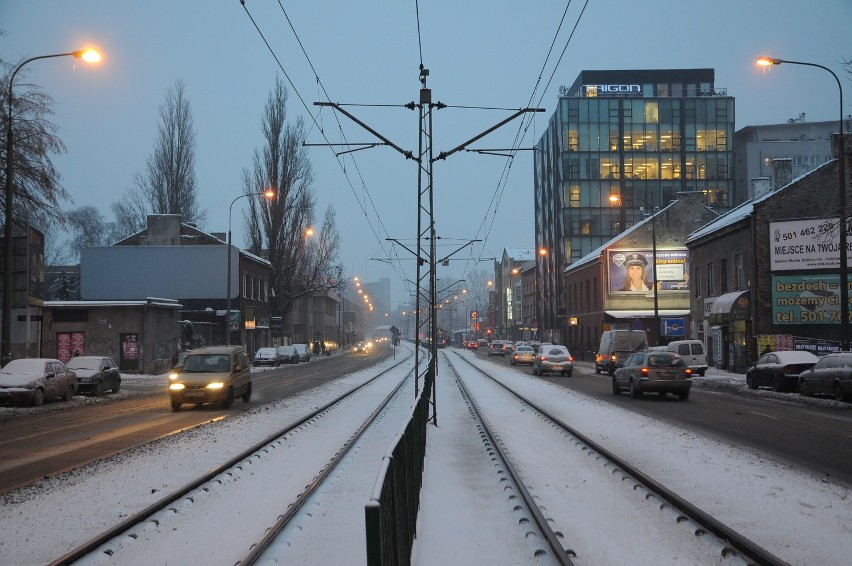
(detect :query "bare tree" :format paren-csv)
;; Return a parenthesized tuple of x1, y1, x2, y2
(65, 206, 113, 261)
(110, 185, 148, 240)
(130, 79, 205, 227)
(243, 78, 343, 323)
(1, 55, 72, 226)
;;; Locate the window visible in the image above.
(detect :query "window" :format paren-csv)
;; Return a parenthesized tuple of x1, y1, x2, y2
(694, 266, 702, 298)
(707, 263, 714, 296)
(735, 254, 744, 290)
(720, 258, 728, 294)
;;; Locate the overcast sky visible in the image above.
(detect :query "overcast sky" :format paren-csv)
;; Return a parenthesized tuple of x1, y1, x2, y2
(3, 1, 850, 309)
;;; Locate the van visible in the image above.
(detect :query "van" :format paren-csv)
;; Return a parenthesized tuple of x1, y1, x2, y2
(666, 340, 708, 376)
(168, 345, 252, 411)
(596, 330, 648, 376)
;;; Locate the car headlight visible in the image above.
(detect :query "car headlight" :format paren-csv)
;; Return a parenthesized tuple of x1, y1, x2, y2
(169, 383, 185, 391)
(169, 372, 179, 381)
(206, 382, 224, 389)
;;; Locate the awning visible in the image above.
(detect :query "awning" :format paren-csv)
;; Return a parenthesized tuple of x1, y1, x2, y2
(605, 310, 690, 319)
(709, 290, 750, 320)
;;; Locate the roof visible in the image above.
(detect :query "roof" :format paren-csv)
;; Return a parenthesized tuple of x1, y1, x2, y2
(686, 160, 834, 244)
(45, 297, 183, 309)
(505, 248, 534, 262)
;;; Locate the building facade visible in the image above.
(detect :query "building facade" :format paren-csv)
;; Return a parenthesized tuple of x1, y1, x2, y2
(535, 69, 735, 346)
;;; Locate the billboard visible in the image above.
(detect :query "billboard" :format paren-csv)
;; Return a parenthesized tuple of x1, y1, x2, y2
(770, 218, 852, 271)
(771, 274, 849, 324)
(608, 250, 689, 294)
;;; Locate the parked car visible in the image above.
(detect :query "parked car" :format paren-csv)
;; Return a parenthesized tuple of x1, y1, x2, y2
(275, 345, 300, 365)
(612, 351, 691, 400)
(293, 343, 312, 362)
(488, 341, 508, 357)
(532, 345, 574, 376)
(746, 351, 819, 392)
(66, 356, 121, 396)
(0, 358, 77, 406)
(253, 347, 279, 367)
(510, 345, 536, 366)
(353, 341, 370, 354)
(168, 345, 252, 411)
(798, 352, 852, 401)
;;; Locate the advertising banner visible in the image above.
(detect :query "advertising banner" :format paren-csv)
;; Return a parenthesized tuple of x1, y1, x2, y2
(770, 218, 852, 271)
(771, 274, 849, 324)
(608, 250, 689, 293)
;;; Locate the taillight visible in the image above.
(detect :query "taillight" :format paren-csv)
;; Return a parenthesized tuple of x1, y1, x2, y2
(641, 367, 649, 376)
(540, 356, 546, 362)
(611, 354, 617, 361)
(569, 356, 574, 362)
(685, 368, 692, 377)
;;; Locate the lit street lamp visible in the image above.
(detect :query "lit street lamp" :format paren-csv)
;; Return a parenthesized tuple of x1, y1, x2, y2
(610, 194, 660, 345)
(226, 190, 274, 345)
(757, 56, 848, 351)
(507, 267, 519, 340)
(3, 48, 101, 364)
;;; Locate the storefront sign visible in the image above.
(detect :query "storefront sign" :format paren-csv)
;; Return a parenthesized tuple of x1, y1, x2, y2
(583, 84, 642, 97)
(771, 274, 848, 324)
(608, 250, 690, 293)
(770, 218, 852, 271)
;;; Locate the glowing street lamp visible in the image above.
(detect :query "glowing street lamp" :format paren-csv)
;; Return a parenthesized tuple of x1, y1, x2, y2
(757, 56, 848, 351)
(226, 190, 274, 345)
(3, 48, 101, 364)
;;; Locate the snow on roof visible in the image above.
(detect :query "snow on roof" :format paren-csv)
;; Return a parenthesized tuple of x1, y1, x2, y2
(45, 297, 183, 309)
(685, 160, 834, 244)
(506, 248, 534, 261)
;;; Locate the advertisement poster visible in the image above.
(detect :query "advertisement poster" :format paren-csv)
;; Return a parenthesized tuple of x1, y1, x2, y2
(770, 217, 852, 271)
(56, 332, 85, 363)
(771, 274, 849, 324)
(120, 333, 140, 371)
(608, 250, 689, 293)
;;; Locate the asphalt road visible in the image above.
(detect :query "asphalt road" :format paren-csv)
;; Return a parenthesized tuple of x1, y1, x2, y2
(0, 348, 392, 494)
(472, 346, 852, 488)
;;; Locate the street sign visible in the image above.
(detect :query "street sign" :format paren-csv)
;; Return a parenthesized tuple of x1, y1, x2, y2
(662, 318, 686, 337)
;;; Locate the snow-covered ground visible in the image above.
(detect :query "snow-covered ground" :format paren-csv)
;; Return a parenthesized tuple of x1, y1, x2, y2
(1, 346, 850, 565)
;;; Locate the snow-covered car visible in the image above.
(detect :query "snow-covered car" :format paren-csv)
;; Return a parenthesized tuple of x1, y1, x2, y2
(66, 356, 121, 396)
(0, 358, 77, 406)
(293, 344, 311, 362)
(253, 347, 279, 367)
(746, 350, 819, 392)
(275, 345, 300, 365)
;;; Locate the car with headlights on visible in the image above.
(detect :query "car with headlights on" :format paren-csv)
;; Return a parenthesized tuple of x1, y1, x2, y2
(0, 358, 77, 406)
(797, 352, 852, 401)
(275, 345, 300, 365)
(168, 346, 252, 411)
(353, 341, 370, 354)
(746, 350, 819, 392)
(532, 345, 574, 376)
(510, 345, 536, 366)
(613, 351, 691, 400)
(66, 356, 121, 396)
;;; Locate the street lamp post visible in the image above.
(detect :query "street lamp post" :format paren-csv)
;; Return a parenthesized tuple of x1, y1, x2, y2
(757, 56, 848, 351)
(507, 267, 519, 340)
(3, 49, 100, 364)
(610, 195, 660, 345)
(226, 190, 274, 345)
(537, 247, 547, 341)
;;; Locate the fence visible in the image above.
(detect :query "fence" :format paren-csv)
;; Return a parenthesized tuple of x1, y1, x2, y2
(364, 366, 433, 565)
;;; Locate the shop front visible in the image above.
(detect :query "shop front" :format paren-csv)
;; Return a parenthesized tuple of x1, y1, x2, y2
(708, 290, 752, 372)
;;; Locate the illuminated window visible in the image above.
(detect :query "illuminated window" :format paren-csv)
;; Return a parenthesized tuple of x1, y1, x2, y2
(569, 186, 581, 208)
(644, 101, 659, 123)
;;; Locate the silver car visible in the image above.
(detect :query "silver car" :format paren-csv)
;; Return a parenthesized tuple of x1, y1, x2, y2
(0, 358, 78, 406)
(510, 345, 536, 366)
(613, 351, 692, 400)
(532, 345, 574, 376)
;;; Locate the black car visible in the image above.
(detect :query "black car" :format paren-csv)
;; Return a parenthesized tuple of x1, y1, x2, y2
(746, 351, 818, 392)
(798, 352, 852, 401)
(66, 356, 121, 396)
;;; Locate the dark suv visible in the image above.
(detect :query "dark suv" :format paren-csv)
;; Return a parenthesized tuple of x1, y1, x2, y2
(168, 345, 252, 410)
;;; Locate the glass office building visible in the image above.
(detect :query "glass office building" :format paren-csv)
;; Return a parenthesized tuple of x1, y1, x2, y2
(534, 69, 734, 340)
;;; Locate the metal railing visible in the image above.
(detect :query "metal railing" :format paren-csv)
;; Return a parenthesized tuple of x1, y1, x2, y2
(364, 365, 433, 565)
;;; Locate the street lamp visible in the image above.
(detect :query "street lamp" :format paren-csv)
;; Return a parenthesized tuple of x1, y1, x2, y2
(537, 247, 547, 340)
(226, 190, 274, 345)
(507, 267, 520, 340)
(3, 48, 101, 364)
(610, 194, 660, 345)
(756, 56, 848, 351)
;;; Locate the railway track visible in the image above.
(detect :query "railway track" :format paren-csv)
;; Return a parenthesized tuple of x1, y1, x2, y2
(50, 354, 419, 565)
(444, 349, 789, 565)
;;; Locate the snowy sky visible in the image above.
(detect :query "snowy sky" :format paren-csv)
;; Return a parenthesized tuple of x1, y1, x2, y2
(2, 346, 850, 564)
(3, 1, 850, 306)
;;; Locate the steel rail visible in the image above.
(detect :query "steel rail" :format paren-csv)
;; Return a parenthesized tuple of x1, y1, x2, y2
(49, 354, 413, 565)
(450, 350, 790, 566)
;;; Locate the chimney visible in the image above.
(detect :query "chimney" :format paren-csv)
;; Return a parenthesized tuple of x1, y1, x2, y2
(751, 177, 772, 200)
(771, 158, 793, 190)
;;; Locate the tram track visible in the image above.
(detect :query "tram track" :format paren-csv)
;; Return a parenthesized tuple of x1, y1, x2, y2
(50, 354, 417, 565)
(445, 349, 789, 565)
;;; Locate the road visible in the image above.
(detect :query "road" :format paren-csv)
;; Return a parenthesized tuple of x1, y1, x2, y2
(0, 349, 392, 494)
(473, 346, 852, 488)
